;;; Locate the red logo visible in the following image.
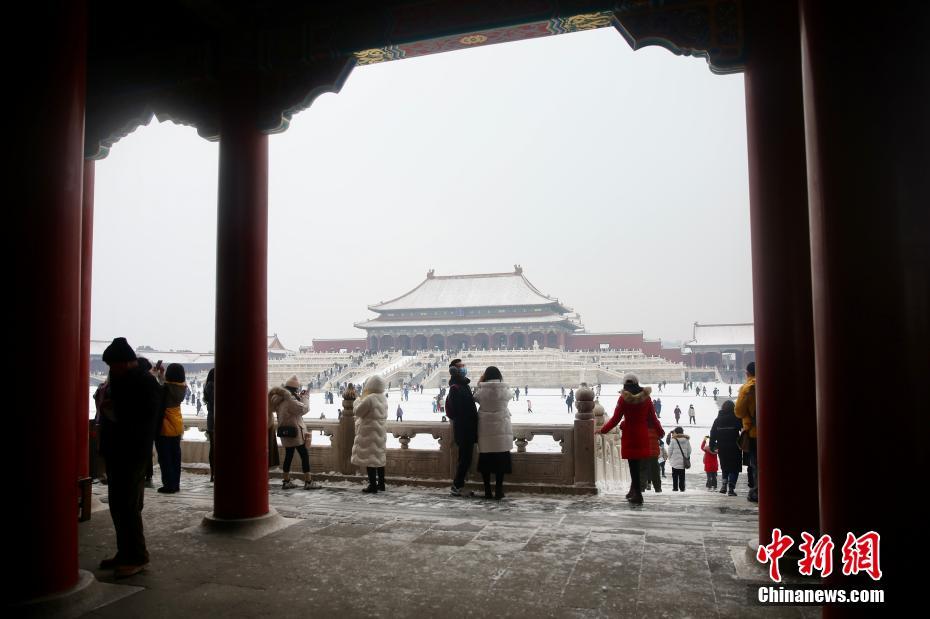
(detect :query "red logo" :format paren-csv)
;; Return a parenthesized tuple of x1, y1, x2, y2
(757, 528, 795, 583)
(841, 531, 882, 581)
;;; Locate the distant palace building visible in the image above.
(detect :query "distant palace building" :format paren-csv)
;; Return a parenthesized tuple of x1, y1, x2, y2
(310, 267, 687, 365)
(355, 266, 583, 351)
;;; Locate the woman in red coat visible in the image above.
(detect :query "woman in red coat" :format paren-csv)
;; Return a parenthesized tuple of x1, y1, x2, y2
(598, 373, 662, 505)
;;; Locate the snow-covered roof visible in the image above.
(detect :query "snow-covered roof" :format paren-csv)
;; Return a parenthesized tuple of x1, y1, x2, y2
(687, 323, 754, 347)
(131, 350, 215, 365)
(90, 340, 110, 356)
(369, 268, 567, 312)
(356, 314, 580, 329)
(268, 335, 287, 350)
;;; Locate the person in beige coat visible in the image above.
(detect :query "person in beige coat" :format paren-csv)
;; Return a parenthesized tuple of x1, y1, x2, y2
(351, 375, 388, 493)
(268, 375, 321, 490)
(474, 367, 514, 500)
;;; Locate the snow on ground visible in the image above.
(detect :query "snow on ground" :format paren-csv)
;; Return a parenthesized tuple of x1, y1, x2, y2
(92, 380, 744, 458)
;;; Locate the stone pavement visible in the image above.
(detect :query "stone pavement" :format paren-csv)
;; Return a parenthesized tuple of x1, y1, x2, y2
(73, 471, 822, 618)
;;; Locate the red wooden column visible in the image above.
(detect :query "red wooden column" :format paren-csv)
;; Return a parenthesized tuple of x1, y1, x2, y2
(800, 1, 927, 601)
(213, 79, 270, 520)
(743, 0, 820, 546)
(12, 1, 86, 602)
(78, 160, 95, 482)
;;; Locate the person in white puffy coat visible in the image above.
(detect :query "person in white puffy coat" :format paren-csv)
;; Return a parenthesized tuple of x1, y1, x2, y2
(473, 366, 514, 500)
(667, 427, 692, 492)
(351, 374, 388, 493)
(268, 375, 321, 490)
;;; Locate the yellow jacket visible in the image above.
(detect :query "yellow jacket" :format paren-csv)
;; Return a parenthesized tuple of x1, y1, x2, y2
(161, 381, 187, 437)
(734, 376, 756, 438)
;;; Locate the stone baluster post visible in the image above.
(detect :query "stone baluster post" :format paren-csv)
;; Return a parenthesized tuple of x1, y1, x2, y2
(338, 383, 358, 474)
(573, 385, 596, 486)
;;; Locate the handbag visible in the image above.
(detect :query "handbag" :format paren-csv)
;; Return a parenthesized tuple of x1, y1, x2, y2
(276, 425, 298, 439)
(739, 430, 752, 453)
(675, 438, 691, 469)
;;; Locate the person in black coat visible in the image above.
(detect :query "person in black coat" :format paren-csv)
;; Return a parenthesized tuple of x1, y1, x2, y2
(203, 368, 215, 482)
(709, 399, 743, 496)
(99, 337, 162, 578)
(445, 358, 478, 496)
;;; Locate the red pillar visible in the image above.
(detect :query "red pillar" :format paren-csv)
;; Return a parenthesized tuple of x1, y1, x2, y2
(743, 0, 820, 545)
(77, 160, 95, 482)
(800, 1, 927, 599)
(213, 79, 270, 520)
(12, 1, 86, 601)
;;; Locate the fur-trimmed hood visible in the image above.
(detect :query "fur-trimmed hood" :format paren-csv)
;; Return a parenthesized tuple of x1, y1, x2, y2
(621, 386, 652, 404)
(670, 432, 691, 440)
(268, 385, 300, 410)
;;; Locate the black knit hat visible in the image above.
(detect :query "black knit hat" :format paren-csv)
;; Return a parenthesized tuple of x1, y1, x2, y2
(746, 361, 756, 376)
(102, 337, 136, 365)
(166, 363, 186, 383)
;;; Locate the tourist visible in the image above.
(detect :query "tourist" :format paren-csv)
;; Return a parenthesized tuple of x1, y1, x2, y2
(655, 398, 662, 418)
(351, 375, 388, 493)
(566, 389, 574, 414)
(701, 435, 719, 490)
(526, 399, 533, 414)
(446, 359, 478, 497)
(203, 369, 215, 481)
(268, 375, 320, 490)
(702, 385, 707, 397)
(639, 415, 665, 493)
(688, 404, 696, 424)
(474, 366, 514, 500)
(674, 405, 682, 424)
(667, 427, 692, 492)
(734, 362, 757, 502)
(695, 385, 701, 398)
(136, 358, 157, 488)
(597, 374, 661, 505)
(154, 363, 187, 494)
(98, 337, 162, 578)
(728, 385, 733, 397)
(524, 384, 528, 396)
(658, 438, 668, 478)
(396, 404, 403, 422)
(713, 387, 719, 398)
(92, 379, 110, 485)
(196, 398, 202, 417)
(710, 400, 742, 496)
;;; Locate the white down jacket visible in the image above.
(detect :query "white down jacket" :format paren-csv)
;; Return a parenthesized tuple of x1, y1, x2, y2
(667, 434, 692, 469)
(473, 380, 514, 454)
(351, 375, 388, 468)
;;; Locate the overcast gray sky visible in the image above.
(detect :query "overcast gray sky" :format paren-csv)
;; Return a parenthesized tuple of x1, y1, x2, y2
(91, 27, 752, 353)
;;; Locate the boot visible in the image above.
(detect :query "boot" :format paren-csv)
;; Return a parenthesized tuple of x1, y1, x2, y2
(719, 481, 728, 494)
(303, 473, 321, 490)
(376, 467, 386, 492)
(282, 477, 296, 490)
(362, 467, 378, 493)
(625, 483, 634, 499)
(628, 490, 644, 505)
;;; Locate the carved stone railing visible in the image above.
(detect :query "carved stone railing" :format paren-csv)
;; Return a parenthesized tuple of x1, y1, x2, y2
(178, 415, 594, 493)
